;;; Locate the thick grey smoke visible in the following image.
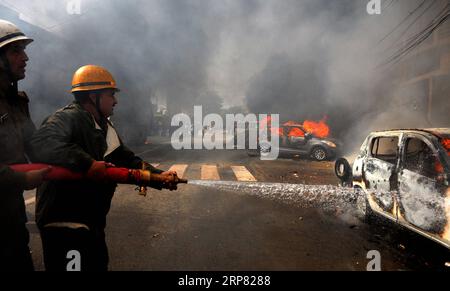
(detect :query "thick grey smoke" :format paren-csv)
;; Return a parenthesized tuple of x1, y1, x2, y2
(1, 0, 448, 148)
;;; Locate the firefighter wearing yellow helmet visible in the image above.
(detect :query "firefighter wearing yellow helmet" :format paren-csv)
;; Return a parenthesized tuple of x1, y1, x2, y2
(30, 65, 179, 271)
(0, 19, 50, 271)
(71, 64, 119, 93)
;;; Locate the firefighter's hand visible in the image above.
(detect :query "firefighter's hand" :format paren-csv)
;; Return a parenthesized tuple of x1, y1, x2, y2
(86, 161, 108, 181)
(24, 167, 52, 190)
(159, 171, 179, 191)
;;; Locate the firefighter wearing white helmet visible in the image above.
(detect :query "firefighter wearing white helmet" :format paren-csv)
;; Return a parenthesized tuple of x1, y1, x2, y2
(0, 20, 33, 85)
(0, 20, 49, 271)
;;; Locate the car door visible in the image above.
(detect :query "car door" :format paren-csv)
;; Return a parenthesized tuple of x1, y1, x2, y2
(397, 134, 447, 236)
(364, 134, 400, 217)
(285, 127, 309, 155)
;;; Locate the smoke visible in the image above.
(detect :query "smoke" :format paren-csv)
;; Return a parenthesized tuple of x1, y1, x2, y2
(1, 0, 448, 147)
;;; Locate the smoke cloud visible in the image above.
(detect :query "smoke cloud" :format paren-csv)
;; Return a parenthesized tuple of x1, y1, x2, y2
(1, 0, 447, 149)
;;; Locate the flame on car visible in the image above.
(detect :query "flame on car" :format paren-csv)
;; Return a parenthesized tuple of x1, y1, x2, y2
(442, 139, 450, 157)
(303, 117, 330, 139)
(282, 117, 331, 139)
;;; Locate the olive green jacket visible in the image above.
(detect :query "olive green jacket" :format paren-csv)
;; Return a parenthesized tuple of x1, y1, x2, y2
(30, 102, 163, 230)
(0, 83, 35, 246)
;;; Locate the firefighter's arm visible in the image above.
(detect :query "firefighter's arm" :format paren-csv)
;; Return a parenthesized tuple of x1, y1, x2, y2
(0, 164, 26, 189)
(0, 164, 51, 190)
(108, 143, 165, 174)
(30, 111, 93, 172)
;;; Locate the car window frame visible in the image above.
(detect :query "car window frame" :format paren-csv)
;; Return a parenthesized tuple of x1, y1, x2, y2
(399, 133, 444, 179)
(367, 133, 401, 165)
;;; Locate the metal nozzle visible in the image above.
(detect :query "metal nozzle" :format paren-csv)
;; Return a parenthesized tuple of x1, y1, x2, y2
(177, 178, 188, 184)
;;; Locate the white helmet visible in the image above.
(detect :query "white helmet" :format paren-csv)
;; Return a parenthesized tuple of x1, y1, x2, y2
(0, 19, 33, 49)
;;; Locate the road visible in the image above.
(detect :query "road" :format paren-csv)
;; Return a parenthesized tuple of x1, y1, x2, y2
(25, 142, 450, 271)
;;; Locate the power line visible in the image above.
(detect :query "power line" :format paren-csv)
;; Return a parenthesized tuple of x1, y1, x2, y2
(390, 14, 450, 66)
(380, 4, 450, 67)
(383, 0, 397, 11)
(377, 0, 428, 45)
(390, 0, 441, 49)
(389, 2, 449, 52)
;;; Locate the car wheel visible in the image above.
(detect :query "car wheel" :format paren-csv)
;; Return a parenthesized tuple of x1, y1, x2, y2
(260, 143, 271, 158)
(311, 147, 328, 161)
(335, 158, 352, 185)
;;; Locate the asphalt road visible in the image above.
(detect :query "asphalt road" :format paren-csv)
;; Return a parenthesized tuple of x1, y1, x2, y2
(25, 142, 450, 271)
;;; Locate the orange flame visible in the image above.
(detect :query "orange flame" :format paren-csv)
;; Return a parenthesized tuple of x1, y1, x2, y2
(288, 127, 305, 138)
(303, 117, 330, 139)
(442, 139, 450, 157)
(259, 116, 283, 136)
(261, 116, 331, 139)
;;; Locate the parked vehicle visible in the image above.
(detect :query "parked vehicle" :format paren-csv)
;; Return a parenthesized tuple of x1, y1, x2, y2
(335, 128, 450, 249)
(248, 125, 341, 161)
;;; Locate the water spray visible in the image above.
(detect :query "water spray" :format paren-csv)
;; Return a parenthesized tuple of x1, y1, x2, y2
(187, 179, 362, 213)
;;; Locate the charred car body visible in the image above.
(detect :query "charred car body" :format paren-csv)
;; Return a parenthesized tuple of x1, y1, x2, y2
(336, 128, 450, 249)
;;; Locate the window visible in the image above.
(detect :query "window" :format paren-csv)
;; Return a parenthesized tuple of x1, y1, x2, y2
(371, 136, 399, 164)
(404, 138, 440, 179)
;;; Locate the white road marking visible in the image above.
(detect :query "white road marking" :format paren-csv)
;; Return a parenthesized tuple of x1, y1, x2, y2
(201, 165, 221, 181)
(168, 164, 189, 178)
(231, 166, 257, 182)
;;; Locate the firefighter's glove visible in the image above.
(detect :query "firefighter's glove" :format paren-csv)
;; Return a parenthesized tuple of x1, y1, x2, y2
(159, 171, 179, 191)
(24, 167, 52, 190)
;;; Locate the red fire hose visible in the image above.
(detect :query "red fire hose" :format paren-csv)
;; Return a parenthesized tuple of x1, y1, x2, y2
(9, 164, 188, 191)
(10, 164, 150, 186)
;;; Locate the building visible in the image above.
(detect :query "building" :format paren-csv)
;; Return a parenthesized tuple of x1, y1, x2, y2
(383, 0, 450, 127)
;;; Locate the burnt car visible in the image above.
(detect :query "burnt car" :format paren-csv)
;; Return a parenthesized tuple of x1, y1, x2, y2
(248, 125, 341, 161)
(335, 128, 450, 249)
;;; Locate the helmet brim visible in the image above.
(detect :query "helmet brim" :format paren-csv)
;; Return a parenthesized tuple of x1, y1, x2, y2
(71, 86, 121, 93)
(0, 36, 33, 49)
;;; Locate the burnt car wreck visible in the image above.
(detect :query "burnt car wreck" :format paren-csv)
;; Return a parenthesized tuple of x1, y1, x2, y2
(336, 128, 450, 249)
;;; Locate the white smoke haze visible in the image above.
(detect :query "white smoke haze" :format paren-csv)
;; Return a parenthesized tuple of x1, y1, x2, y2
(0, 0, 447, 148)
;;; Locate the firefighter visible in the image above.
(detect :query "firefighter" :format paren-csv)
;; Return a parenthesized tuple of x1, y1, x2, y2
(0, 19, 51, 271)
(30, 65, 179, 271)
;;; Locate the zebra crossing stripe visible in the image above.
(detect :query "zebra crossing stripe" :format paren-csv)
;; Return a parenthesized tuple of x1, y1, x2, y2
(201, 165, 220, 181)
(151, 164, 160, 168)
(168, 164, 188, 178)
(231, 166, 257, 182)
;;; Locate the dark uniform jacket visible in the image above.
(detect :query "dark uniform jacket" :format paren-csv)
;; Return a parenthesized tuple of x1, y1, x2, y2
(30, 102, 162, 230)
(0, 84, 35, 251)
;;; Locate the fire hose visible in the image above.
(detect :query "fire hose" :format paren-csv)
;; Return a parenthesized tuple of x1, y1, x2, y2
(10, 164, 188, 196)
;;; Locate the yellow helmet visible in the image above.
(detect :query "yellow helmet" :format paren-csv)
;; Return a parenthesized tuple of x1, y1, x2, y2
(71, 65, 119, 93)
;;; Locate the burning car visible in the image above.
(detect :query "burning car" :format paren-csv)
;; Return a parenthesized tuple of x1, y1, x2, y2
(335, 128, 450, 249)
(248, 118, 341, 161)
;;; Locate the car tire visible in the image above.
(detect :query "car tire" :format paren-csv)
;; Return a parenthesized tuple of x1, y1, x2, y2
(260, 143, 271, 158)
(311, 147, 328, 161)
(335, 158, 352, 185)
